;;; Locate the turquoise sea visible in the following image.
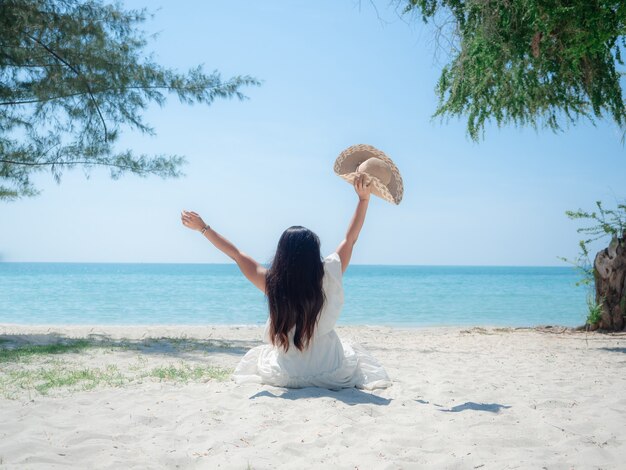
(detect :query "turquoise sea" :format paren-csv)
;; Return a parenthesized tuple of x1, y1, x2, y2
(0, 263, 588, 327)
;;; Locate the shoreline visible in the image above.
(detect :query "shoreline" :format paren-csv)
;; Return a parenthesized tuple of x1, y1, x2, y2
(0, 322, 587, 334)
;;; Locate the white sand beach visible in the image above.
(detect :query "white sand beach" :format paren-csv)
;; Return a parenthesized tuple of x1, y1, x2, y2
(1, 324, 625, 469)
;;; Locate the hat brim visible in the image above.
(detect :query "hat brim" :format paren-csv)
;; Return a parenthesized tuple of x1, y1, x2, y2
(334, 144, 403, 205)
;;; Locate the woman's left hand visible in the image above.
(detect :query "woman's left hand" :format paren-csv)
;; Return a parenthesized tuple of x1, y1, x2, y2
(181, 210, 207, 231)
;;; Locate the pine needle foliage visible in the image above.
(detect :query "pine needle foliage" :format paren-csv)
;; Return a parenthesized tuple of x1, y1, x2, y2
(401, 0, 626, 140)
(566, 200, 626, 249)
(562, 200, 626, 286)
(0, 0, 260, 201)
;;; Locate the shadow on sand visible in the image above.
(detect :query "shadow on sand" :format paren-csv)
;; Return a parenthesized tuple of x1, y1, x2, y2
(416, 399, 511, 413)
(0, 332, 261, 360)
(599, 347, 626, 354)
(250, 387, 391, 406)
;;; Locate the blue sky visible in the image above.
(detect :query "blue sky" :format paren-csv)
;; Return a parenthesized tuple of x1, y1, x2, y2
(1, 0, 624, 265)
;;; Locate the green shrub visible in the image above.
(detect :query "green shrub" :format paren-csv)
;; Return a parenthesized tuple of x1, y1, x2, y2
(586, 295, 603, 326)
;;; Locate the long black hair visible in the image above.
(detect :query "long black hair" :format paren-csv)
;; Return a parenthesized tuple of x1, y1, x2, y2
(265, 226, 325, 352)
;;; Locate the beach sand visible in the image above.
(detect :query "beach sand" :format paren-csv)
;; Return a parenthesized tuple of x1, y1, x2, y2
(1, 324, 625, 469)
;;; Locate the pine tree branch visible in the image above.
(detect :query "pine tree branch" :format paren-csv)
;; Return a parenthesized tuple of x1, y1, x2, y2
(0, 83, 255, 106)
(0, 0, 257, 200)
(1, 158, 151, 172)
(2, 158, 95, 166)
(25, 33, 109, 141)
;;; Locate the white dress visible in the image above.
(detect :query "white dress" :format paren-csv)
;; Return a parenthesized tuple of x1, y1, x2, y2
(232, 253, 391, 390)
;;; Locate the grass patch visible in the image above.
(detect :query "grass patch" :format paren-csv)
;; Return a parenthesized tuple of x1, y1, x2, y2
(35, 364, 126, 394)
(0, 364, 126, 398)
(0, 361, 232, 399)
(147, 364, 231, 382)
(586, 295, 603, 326)
(0, 340, 94, 363)
(0, 338, 234, 399)
(0, 339, 138, 363)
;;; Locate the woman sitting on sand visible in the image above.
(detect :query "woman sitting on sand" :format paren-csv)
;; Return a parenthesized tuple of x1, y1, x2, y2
(181, 145, 401, 390)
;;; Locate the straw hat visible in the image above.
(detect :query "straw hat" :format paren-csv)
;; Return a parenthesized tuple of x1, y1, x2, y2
(334, 144, 404, 205)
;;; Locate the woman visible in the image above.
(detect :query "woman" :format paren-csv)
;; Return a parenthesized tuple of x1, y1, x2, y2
(181, 173, 391, 390)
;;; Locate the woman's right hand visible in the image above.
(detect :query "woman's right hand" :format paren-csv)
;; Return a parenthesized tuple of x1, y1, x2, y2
(181, 210, 207, 231)
(354, 172, 371, 201)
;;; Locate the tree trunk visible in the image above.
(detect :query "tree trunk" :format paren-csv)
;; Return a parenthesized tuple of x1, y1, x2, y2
(594, 235, 626, 331)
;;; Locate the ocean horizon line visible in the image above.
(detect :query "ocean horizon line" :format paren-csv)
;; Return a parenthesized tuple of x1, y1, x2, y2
(0, 261, 577, 269)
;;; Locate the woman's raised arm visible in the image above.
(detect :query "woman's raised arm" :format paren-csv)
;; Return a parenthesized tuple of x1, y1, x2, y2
(335, 173, 371, 274)
(181, 210, 266, 293)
